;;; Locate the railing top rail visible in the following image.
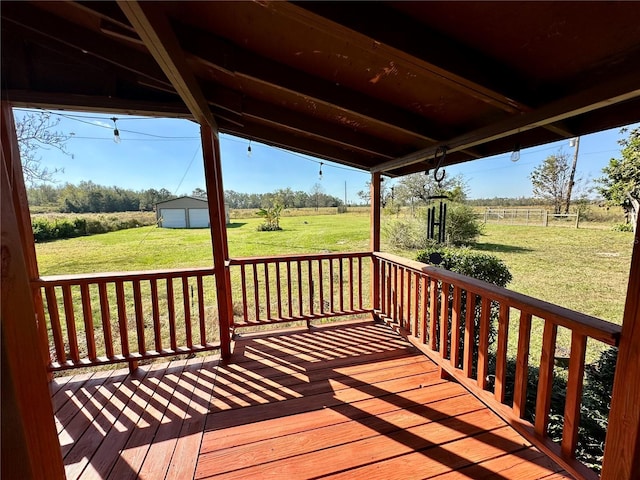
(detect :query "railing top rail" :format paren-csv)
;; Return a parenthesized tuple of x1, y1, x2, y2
(375, 251, 621, 346)
(35, 266, 216, 285)
(229, 251, 372, 265)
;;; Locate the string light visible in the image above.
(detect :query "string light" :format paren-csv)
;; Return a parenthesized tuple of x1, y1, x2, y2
(319, 161, 323, 180)
(111, 117, 121, 144)
(247, 140, 252, 157)
(510, 142, 520, 162)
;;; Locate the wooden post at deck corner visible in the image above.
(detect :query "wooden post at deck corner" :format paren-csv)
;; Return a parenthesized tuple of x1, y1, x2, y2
(370, 172, 381, 317)
(200, 125, 233, 359)
(601, 213, 640, 480)
(1, 105, 66, 479)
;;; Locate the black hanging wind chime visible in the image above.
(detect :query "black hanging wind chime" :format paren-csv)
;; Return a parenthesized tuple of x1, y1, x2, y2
(426, 146, 448, 243)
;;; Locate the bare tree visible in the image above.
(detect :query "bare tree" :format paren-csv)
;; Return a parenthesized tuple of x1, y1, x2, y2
(530, 151, 589, 214)
(15, 111, 71, 186)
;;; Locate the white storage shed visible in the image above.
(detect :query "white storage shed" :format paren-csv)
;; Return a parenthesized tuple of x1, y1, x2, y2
(156, 196, 229, 228)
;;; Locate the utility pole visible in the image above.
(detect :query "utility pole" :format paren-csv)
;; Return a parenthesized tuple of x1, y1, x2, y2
(564, 136, 580, 214)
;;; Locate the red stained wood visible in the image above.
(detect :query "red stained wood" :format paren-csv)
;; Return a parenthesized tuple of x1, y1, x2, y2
(513, 312, 533, 418)
(98, 282, 114, 359)
(182, 276, 192, 348)
(239, 264, 248, 323)
(562, 331, 587, 457)
(264, 262, 272, 319)
(450, 286, 462, 368)
(150, 278, 162, 352)
(494, 303, 510, 403)
(166, 278, 177, 351)
(197, 275, 207, 345)
(62, 284, 80, 363)
(276, 261, 283, 318)
(115, 281, 130, 357)
(440, 282, 450, 358)
(429, 278, 438, 350)
(420, 276, 428, 344)
(45, 285, 66, 364)
(535, 321, 558, 436)
(253, 263, 259, 321)
(52, 321, 570, 480)
(477, 296, 491, 390)
(463, 290, 475, 378)
(286, 261, 293, 318)
(80, 283, 97, 361)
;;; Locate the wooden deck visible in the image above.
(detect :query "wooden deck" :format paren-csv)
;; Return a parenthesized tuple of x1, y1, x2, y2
(52, 320, 573, 479)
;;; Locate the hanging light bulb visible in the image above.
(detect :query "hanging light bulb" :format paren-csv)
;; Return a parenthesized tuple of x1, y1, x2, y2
(247, 140, 252, 157)
(111, 117, 121, 144)
(510, 142, 520, 162)
(319, 162, 323, 180)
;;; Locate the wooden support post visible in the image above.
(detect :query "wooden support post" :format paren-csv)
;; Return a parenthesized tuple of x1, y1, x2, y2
(1, 103, 50, 373)
(201, 125, 233, 359)
(601, 214, 640, 480)
(1, 104, 66, 479)
(370, 172, 381, 316)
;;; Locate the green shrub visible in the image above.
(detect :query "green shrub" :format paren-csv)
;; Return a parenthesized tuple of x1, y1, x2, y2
(384, 218, 436, 250)
(612, 222, 633, 232)
(446, 203, 483, 245)
(416, 246, 512, 287)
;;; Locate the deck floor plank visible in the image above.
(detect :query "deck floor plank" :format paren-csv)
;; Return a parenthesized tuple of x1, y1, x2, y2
(53, 321, 574, 480)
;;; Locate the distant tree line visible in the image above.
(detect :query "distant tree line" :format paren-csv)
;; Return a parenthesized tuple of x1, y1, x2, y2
(28, 182, 344, 213)
(224, 186, 343, 209)
(28, 182, 176, 213)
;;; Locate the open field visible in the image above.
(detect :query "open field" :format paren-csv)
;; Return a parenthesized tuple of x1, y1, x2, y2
(35, 212, 634, 365)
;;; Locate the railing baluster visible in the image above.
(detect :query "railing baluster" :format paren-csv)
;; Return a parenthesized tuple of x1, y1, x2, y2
(61, 284, 79, 363)
(133, 280, 145, 354)
(339, 258, 344, 313)
(349, 257, 354, 312)
(413, 272, 419, 337)
(392, 263, 398, 322)
(329, 258, 335, 313)
(358, 257, 363, 310)
(150, 278, 162, 352)
(197, 275, 206, 345)
(494, 303, 510, 402)
(450, 286, 462, 369)
(420, 275, 428, 344)
(286, 261, 293, 318)
(297, 261, 303, 317)
(80, 283, 97, 361)
(535, 321, 558, 436)
(276, 262, 283, 319)
(463, 291, 475, 377)
(166, 278, 177, 351)
(115, 281, 130, 357)
(98, 282, 114, 359)
(429, 278, 438, 350)
(400, 267, 406, 328)
(513, 312, 533, 418)
(386, 262, 392, 319)
(439, 282, 450, 358)
(477, 296, 491, 390)
(318, 259, 324, 314)
(308, 260, 314, 317)
(182, 276, 192, 349)
(44, 285, 66, 364)
(240, 264, 248, 323)
(562, 331, 587, 457)
(253, 263, 260, 321)
(265, 262, 272, 320)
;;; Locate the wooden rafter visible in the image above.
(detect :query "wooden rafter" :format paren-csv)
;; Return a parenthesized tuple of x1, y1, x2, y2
(117, 1, 216, 129)
(373, 70, 640, 173)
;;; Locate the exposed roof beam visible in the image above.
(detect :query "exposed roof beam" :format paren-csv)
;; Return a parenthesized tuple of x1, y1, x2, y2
(1, 2, 170, 89)
(289, 2, 575, 139)
(242, 99, 399, 160)
(117, 1, 216, 130)
(373, 71, 640, 173)
(218, 119, 377, 170)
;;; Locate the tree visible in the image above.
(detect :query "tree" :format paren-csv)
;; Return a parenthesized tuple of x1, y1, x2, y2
(395, 172, 467, 206)
(598, 127, 640, 231)
(192, 187, 207, 198)
(15, 111, 72, 186)
(530, 151, 588, 214)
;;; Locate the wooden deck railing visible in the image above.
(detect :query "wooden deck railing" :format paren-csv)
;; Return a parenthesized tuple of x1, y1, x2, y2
(33, 267, 219, 371)
(373, 252, 621, 480)
(229, 252, 372, 327)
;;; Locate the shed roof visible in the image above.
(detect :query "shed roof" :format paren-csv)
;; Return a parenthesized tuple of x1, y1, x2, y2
(2, 1, 640, 176)
(155, 196, 208, 206)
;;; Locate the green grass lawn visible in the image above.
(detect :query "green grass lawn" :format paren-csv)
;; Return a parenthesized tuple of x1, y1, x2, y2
(36, 213, 634, 364)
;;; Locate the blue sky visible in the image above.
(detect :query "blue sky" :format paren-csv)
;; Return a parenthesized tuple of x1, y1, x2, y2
(13, 108, 638, 202)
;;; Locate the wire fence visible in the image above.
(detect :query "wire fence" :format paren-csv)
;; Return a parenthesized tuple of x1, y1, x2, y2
(482, 208, 580, 228)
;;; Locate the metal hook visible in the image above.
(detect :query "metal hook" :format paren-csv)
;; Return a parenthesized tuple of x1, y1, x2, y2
(433, 146, 447, 183)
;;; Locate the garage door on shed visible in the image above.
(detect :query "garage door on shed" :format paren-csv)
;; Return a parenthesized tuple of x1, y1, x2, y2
(188, 209, 209, 228)
(160, 208, 186, 228)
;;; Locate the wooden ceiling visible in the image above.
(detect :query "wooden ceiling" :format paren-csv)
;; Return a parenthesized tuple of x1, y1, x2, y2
(2, 1, 640, 176)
